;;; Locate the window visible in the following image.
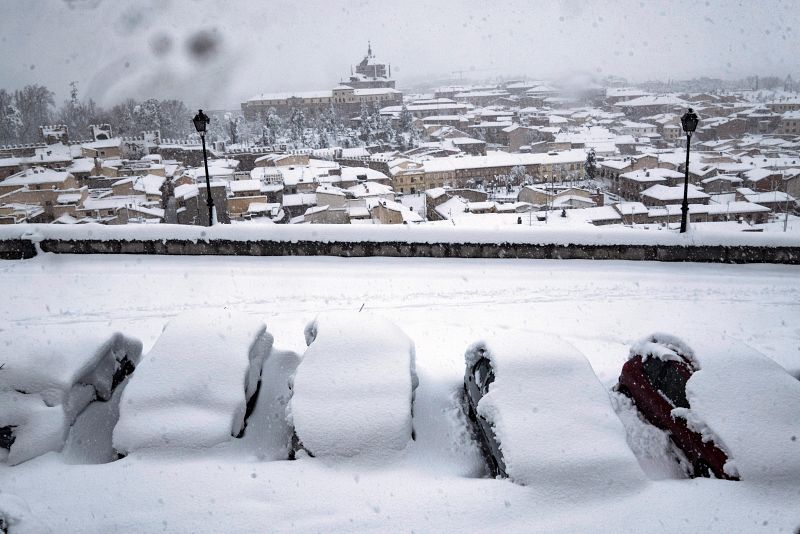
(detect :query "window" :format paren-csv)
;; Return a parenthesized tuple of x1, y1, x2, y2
(642, 357, 691, 408)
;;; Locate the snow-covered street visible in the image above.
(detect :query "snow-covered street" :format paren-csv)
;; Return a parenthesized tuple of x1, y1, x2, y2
(1, 254, 799, 532)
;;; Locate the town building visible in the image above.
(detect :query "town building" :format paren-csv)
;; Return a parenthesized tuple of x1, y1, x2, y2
(776, 110, 800, 135)
(640, 184, 710, 206)
(241, 44, 402, 119)
(341, 42, 396, 89)
(617, 168, 684, 200)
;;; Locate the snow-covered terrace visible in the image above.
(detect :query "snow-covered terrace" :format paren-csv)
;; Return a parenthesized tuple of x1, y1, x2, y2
(0, 253, 798, 532)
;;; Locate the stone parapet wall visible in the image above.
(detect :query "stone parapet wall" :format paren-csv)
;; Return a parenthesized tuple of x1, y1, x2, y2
(1, 237, 797, 264)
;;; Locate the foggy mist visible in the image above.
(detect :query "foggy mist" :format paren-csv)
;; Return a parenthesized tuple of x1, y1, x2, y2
(1, 0, 797, 109)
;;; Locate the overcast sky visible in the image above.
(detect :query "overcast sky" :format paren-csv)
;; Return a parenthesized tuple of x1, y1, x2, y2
(1, 0, 798, 110)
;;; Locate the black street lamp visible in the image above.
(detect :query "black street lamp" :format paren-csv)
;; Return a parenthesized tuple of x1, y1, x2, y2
(192, 109, 215, 226)
(679, 108, 699, 233)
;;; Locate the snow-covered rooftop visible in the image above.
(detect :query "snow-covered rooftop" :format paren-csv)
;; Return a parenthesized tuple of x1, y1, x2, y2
(2, 167, 72, 187)
(620, 168, 683, 182)
(641, 184, 710, 201)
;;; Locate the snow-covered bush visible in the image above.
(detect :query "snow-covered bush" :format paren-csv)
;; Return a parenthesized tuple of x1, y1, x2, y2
(112, 311, 273, 453)
(0, 328, 142, 465)
(464, 333, 645, 490)
(288, 312, 418, 457)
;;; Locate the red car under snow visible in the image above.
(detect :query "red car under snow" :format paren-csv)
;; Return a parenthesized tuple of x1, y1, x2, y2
(617, 346, 737, 481)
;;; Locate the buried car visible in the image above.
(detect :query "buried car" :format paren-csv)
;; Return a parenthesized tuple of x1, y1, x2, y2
(0, 327, 142, 465)
(617, 333, 800, 482)
(113, 310, 273, 454)
(288, 312, 418, 458)
(463, 333, 645, 491)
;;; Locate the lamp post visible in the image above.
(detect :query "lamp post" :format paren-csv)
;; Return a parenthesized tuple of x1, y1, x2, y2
(192, 109, 215, 226)
(679, 108, 699, 233)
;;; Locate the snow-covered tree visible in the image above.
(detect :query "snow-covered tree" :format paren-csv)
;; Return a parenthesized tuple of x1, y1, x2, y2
(375, 109, 395, 144)
(508, 165, 530, 185)
(359, 102, 374, 143)
(56, 82, 102, 141)
(584, 148, 597, 180)
(316, 124, 330, 148)
(0, 89, 22, 144)
(301, 124, 314, 148)
(259, 107, 282, 146)
(398, 103, 413, 133)
(157, 99, 191, 139)
(108, 99, 138, 136)
(13, 84, 54, 143)
(134, 99, 162, 132)
(526, 128, 542, 145)
(227, 114, 240, 145)
(289, 107, 306, 145)
(105, 98, 190, 139)
(320, 104, 343, 141)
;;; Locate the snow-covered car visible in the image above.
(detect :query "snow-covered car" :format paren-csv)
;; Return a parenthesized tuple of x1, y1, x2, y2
(617, 333, 800, 481)
(0, 327, 142, 465)
(112, 311, 273, 453)
(463, 334, 645, 490)
(463, 354, 506, 477)
(288, 312, 418, 457)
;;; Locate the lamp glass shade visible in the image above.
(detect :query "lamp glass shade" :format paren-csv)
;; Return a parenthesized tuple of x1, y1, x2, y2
(681, 108, 699, 133)
(192, 110, 210, 133)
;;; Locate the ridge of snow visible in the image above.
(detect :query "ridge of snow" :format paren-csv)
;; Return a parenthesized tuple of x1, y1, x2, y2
(2, 223, 798, 248)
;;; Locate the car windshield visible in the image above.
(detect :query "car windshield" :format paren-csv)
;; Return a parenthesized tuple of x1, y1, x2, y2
(473, 357, 494, 393)
(642, 357, 690, 409)
(0, 1, 798, 532)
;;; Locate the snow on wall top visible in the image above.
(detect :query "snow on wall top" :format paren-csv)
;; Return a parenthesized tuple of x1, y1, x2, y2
(465, 334, 645, 491)
(113, 310, 273, 453)
(639, 333, 800, 482)
(289, 312, 417, 457)
(4, 222, 799, 248)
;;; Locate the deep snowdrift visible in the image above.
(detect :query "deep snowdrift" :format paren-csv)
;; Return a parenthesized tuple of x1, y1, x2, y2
(0, 493, 52, 534)
(1, 255, 798, 532)
(237, 348, 302, 461)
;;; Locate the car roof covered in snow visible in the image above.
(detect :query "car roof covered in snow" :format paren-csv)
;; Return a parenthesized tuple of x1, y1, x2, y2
(113, 311, 272, 453)
(465, 333, 645, 491)
(289, 312, 417, 457)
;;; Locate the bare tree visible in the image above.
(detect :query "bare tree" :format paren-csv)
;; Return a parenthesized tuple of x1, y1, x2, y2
(56, 82, 102, 141)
